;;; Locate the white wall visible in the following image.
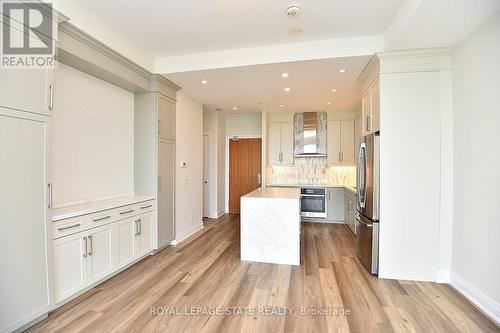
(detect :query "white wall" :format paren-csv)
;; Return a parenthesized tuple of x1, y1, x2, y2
(175, 91, 204, 242)
(451, 12, 500, 323)
(52, 63, 134, 206)
(217, 113, 226, 215)
(225, 113, 262, 136)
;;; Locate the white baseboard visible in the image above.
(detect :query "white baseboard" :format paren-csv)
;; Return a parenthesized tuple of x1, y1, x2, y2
(436, 270, 450, 283)
(172, 223, 204, 245)
(450, 272, 500, 325)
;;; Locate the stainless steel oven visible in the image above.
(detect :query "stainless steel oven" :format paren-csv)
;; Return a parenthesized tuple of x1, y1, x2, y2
(300, 188, 327, 218)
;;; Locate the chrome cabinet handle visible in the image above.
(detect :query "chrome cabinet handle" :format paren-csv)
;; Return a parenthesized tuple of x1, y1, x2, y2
(120, 209, 134, 215)
(157, 176, 161, 191)
(158, 119, 161, 135)
(139, 220, 142, 235)
(366, 115, 372, 131)
(83, 236, 87, 258)
(88, 235, 92, 256)
(140, 204, 153, 210)
(48, 85, 54, 110)
(57, 223, 81, 231)
(93, 215, 111, 222)
(47, 183, 53, 208)
(134, 220, 140, 236)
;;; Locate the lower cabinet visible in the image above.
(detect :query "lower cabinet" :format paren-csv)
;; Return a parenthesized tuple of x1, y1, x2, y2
(327, 188, 345, 222)
(344, 191, 356, 234)
(53, 212, 153, 304)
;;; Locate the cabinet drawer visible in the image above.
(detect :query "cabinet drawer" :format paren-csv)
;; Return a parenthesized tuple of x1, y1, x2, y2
(53, 217, 86, 239)
(87, 209, 115, 228)
(115, 204, 138, 220)
(135, 201, 154, 214)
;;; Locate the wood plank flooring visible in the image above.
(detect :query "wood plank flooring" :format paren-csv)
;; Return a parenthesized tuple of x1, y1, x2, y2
(28, 214, 499, 333)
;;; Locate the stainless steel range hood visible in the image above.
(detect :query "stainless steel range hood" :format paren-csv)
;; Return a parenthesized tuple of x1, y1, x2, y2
(293, 112, 327, 157)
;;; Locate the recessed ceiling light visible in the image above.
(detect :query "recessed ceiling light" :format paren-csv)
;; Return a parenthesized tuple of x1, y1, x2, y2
(281, 73, 288, 78)
(284, 87, 291, 92)
(326, 102, 331, 105)
(232, 107, 238, 110)
(201, 80, 207, 84)
(279, 104, 285, 108)
(331, 89, 337, 92)
(338, 69, 347, 73)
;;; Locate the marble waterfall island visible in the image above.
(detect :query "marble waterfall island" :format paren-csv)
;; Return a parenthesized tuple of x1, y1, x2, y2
(240, 187, 301, 266)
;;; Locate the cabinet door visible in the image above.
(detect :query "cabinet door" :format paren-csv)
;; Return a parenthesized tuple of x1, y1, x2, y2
(87, 225, 114, 284)
(340, 120, 355, 165)
(268, 122, 281, 164)
(280, 122, 294, 164)
(361, 89, 371, 135)
(327, 188, 345, 222)
(327, 120, 341, 165)
(135, 214, 153, 257)
(157, 93, 175, 140)
(157, 140, 175, 248)
(0, 65, 52, 115)
(370, 79, 380, 132)
(115, 219, 136, 267)
(0, 108, 53, 327)
(53, 232, 87, 303)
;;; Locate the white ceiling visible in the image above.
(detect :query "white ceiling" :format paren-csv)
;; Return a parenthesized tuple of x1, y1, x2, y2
(72, 0, 403, 57)
(166, 56, 370, 113)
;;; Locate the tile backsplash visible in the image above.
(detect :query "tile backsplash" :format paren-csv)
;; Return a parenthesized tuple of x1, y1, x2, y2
(267, 163, 356, 186)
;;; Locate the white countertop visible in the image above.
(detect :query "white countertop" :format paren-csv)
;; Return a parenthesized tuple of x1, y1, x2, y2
(52, 195, 154, 222)
(267, 183, 357, 194)
(243, 187, 301, 199)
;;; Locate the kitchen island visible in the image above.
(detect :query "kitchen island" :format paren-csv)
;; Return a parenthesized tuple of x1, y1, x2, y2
(240, 187, 301, 265)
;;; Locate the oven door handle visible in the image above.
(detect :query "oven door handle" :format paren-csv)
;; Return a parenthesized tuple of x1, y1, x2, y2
(301, 194, 325, 197)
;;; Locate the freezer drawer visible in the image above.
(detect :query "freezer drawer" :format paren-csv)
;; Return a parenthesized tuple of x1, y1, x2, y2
(355, 212, 379, 275)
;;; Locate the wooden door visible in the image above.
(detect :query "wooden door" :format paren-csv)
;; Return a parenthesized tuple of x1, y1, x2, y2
(229, 138, 262, 213)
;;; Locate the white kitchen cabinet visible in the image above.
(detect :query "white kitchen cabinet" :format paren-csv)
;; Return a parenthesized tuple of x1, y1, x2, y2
(327, 120, 355, 166)
(0, 108, 53, 332)
(344, 190, 356, 235)
(0, 62, 54, 116)
(53, 232, 86, 303)
(87, 225, 114, 285)
(362, 78, 380, 135)
(135, 92, 176, 249)
(116, 218, 137, 267)
(135, 213, 153, 257)
(157, 93, 175, 140)
(268, 121, 293, 165)
(157, 139, 175, 248)
(327, 188, 345, 222)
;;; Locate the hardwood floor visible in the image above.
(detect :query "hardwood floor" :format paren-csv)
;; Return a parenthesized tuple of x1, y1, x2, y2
(29, 214, 499, 333)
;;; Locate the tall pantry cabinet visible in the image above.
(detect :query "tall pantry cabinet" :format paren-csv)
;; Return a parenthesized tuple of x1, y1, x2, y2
(135, 91, 176, 250)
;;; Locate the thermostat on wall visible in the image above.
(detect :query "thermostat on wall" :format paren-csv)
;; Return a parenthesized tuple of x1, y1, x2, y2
(179, 162, 188, 168)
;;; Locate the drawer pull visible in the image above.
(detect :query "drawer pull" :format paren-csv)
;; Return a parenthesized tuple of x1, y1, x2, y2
(120, 209, 134, 215)
(93, 215, 111, 222)
(140, 204, 153, 210)
(57, 223, 81, 231)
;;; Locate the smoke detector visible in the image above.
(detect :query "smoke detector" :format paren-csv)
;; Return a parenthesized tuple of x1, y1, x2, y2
(286, 5, 301, 18)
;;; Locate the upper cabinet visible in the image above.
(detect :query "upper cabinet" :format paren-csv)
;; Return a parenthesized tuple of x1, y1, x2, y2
(268, 121, 293, 165)
(327, 120, 355, 166)
(358, 55, 381, 136)
(157, 93, 175, 141)
(362, 78, 380, 135)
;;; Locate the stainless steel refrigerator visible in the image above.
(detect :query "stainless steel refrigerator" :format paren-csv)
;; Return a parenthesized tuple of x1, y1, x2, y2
(356, 132, 380, 275)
